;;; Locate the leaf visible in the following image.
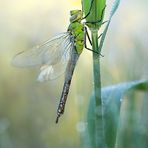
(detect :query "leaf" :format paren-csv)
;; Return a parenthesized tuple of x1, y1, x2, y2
(99, 0, 120, 52)
(82, 0, 106, 30)
(86, 79, 148, 148)
(103, 80, 148, 148)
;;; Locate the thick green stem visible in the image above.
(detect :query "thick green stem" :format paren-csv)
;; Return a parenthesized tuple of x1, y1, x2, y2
(91, 29, 105, 148)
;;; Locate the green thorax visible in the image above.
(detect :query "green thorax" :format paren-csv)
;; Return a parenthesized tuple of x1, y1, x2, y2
(68, 10, 84, 55)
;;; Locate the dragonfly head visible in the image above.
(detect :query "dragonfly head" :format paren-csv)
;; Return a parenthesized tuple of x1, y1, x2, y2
(70, 10, 82, 23)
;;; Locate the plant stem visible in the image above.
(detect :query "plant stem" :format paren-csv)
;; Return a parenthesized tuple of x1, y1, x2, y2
(91, 29, 105, 148)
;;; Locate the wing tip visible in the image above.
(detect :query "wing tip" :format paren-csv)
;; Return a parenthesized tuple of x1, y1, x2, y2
(11, 54, 25, 68)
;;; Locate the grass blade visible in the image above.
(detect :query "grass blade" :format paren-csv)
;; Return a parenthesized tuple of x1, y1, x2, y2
(99, 0, 121, 51)
(102, 79, 148, 148)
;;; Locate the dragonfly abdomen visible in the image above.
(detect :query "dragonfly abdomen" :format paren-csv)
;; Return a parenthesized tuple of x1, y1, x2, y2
(56, 51, 79, 123)
(56, 80, 71, 123)
(56, 10, 84, 123)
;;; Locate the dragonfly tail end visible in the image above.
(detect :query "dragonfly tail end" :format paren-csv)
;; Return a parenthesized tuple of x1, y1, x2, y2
(55, 117, 59, 124)
(55, 114, 61, 124)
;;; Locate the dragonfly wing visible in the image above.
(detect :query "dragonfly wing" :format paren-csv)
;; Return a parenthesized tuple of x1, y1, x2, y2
(12, 32, 72, 67)
(37, 44, 72, 81)
(38, 61, 67, 82)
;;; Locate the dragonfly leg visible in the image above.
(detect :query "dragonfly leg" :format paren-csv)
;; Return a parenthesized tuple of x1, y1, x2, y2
(98, 33, 103, 39)
(84, 27, 94, 52)
(84, 27, 92, 45)
(85, 26, 103, 40)
(84, 27, 104, 57)
(84, 35, 99, 55)
(101, 20, 108, 25)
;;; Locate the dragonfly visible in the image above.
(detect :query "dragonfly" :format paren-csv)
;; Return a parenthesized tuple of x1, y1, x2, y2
(12, 1, 106, 123)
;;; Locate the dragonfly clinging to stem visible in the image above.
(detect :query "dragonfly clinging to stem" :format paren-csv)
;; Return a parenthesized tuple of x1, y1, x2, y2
(12, 0, 106, 123)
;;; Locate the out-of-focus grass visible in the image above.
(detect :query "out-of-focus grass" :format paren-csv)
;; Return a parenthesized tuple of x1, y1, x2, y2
(101, 0, 148, 85)
(0, 0, 148, 148)
(115, 90, 148, 148)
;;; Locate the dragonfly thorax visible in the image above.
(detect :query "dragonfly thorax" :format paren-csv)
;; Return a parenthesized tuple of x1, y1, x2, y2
(68, 10, 84, 54)
(70, 10, 82, 23)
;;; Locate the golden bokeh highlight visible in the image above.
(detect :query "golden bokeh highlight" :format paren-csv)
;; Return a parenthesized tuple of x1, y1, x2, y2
(68, 0, 81, 6)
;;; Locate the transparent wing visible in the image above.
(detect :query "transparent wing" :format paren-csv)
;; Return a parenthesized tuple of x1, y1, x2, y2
(12, 32, 74, 81)
(12, 32, 72, 67)
(37, 45, 73, 82)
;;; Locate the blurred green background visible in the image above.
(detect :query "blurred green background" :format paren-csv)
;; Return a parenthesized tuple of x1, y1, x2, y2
(0, 0, 148, 148)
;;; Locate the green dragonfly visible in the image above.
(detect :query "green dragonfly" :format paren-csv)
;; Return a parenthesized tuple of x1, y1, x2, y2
(12, 1, 105, 123)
